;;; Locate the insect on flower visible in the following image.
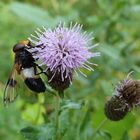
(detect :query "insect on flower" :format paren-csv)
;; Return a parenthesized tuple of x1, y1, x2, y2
(3, 40, 46, 105)
(28, 22, 100, 93)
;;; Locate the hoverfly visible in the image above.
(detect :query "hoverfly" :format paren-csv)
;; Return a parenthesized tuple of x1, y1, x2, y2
(3, 40, 46, 105)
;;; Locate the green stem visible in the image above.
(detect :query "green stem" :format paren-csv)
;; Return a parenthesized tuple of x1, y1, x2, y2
(33, 103, 41, 124)
(46, 88, 56, 96)
(93, 118, 108, 138)
(55, 92, 61, 140)
(59, 91, 64, 99)
(33, 95, 42, 124)
(55, 93, 60, 128)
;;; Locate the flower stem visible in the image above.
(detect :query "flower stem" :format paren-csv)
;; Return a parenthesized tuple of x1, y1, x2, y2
(55, 92, 61, 139)
(58, 91, 64, 99)
(93, 118, 108, 138)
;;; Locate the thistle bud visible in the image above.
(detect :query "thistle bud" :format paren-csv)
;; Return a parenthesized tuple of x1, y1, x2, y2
(116, 79, 140, 108)
(105, 73, 140, 121)
(105, 96, 129, 121)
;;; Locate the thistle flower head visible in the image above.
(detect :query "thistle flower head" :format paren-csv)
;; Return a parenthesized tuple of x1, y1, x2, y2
(28, 22, 100, 92)
(105, 72, 140, 121)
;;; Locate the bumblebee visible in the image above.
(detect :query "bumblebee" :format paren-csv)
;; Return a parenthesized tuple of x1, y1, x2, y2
(3, 40, 46, 105)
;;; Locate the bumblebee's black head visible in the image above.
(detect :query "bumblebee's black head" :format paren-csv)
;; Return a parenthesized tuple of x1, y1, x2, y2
(13, 40, 30, 52)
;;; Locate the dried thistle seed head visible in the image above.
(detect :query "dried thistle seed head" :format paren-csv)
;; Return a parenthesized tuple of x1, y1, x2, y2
(116, 78, 140, 109)
(105, 96, 129, 121)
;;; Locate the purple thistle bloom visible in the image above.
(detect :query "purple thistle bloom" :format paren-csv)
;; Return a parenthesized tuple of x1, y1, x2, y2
(28, 23, 100, 92)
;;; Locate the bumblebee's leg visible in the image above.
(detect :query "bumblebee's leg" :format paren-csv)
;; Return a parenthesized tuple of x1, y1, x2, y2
(35, 44, 45, 49)
(33, 65, 41, 75)
(34, 64, 48, 76)
(28, 44, 44, 49)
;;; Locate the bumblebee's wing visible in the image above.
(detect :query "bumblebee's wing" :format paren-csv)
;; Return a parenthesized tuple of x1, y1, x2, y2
(3, 65, 19, 106)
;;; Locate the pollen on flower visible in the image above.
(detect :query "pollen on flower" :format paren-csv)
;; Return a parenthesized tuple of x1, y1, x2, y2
(28, 22, 100, 92)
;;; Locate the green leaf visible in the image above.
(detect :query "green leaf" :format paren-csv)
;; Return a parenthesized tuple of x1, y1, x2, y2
(59, 110, 70, 135)
(98, 131, 112, 140)
(8, 2, 78, 28)
(60, 100, 84, 110)
(21, 127, 40, 140)
(100, 44, 121, 61)
(121, 131, 130, 140)
(20, 123, 56, 140)
(38, 124, 56, 140)
(8, 2, 57, 27)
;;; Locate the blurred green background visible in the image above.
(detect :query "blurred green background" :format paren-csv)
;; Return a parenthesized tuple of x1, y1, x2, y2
(0, 0, 140, 140)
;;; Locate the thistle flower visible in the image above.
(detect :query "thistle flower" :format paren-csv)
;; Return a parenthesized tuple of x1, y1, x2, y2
(28, 23, 100, 92)
(105, 72, 140, 121)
